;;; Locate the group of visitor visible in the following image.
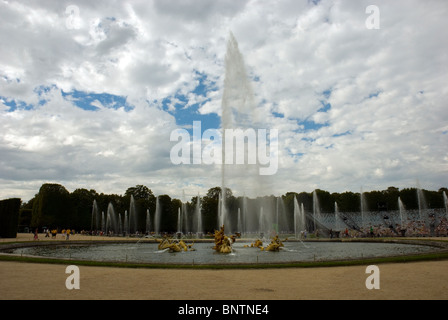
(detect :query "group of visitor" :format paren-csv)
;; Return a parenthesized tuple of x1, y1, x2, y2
(33, 228, 75, 240)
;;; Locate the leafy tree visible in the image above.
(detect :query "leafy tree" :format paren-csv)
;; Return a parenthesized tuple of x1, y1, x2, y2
(31, 183, 73, 229)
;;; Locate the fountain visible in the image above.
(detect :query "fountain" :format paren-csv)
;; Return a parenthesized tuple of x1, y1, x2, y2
(312, 190, 321, 232)
(105, 202, 118, 234)
(145, 209, 150, 235)
(259, 206, 265, 238)
(177, 207, 182, 235)
(360, 188, 368, 229)
(155, 196, 161, 236)
(195, 194, 203, 236)
(91, 199, 99, 231)
(443, 191, 448, 218)
(237, 208, 242, 234)
(416, 186, 428, 226)
(334, 202, 343, 237)
(294, 196, 305, 239)
(181, 190, 189, 235)
(124, 211, 129, 235)
(398, 197, 407, 226)
(101, 211, 105, 233)
(213, 225, 233, 253)
(129, 195, 137, 234)
(4, 33, 448, 266)
(158, 235, 195, 253)
(219, 31, 266, 232)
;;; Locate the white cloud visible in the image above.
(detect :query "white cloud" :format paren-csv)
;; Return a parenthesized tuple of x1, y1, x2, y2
(0, 0, 447, 202)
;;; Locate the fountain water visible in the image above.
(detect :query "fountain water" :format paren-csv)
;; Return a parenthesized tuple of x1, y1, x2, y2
(195, 194, 202, 236)
(335, 202, 344, 233)
(91, 199, 99, 231)
(177, 207, 182, 234)
(101, 211, 105, 233)
(398, 197, 407, 226)
(237, 208, 242, 234)
(124, 210, 129, 235)
(259, 206, 265, 237)
(129, 195, 137, 234)
(145, 209, 150, 235)
(312, 190, 321, 231)
(443, 191, 448, 218)
(219, 31, 264, 231)
(106, 203, 118, 234)
(360, 188, 368, 229)
(416, 187, 428, 226)
(155, 196, 161, 235)
(294, 197, 305, 239)
(118, 213, 123, 234)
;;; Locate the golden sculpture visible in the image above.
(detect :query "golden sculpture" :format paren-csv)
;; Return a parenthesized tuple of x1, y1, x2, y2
(158, 236, 195, 253)
(261, 235, 284, 251)
(213, 225, 233, 253)
(246, 239, 263, 248)
(244, 235, 285, 251)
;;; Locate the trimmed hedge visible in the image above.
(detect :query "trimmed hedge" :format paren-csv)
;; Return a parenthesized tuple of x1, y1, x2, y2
(0, 198, 21, 238)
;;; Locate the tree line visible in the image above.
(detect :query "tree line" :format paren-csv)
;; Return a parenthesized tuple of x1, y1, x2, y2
(19, 183, 448, 233)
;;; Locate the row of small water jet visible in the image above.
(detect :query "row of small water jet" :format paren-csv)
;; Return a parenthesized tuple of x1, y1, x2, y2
(228, 194, 291, 237)
(175, 192, 203, 236)
(90, 196, 138, 235)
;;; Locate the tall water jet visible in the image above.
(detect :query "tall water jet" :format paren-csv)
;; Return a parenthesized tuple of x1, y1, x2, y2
(241, 195, 248, 236)
(237, 208, 243, 234)
(177, 207, 182, 234)
(312, 190, 321, 231)
(155, 196, 161, 235)
(398, 197, 407, 226)
(129, 195, 137, 234)
(293, 197, 300, 239)
(259, 206, 265, 237)
(301, 203, 305, 232)
(195, 194, 202, 236)
(416, 187, 428, 225)
(275, 197, 280, 233)
(335, 202, 345, 233)
(124, 210, 129, 235)
(294, 197, 306, 239)
(220, 32, 264, 227)
(218, 191, 223, 229)
(443, 191, 448, 218)
(91, 199, 99, 231)
(360, 188, 368, 229)
(182, 201, 188, 235)
(101, 211, 105, 233)
(106, 203, 117, 234)
(145, 209, 150, 235)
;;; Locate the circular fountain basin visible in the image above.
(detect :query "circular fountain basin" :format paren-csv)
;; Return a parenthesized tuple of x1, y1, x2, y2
(3, 240, 446, 266)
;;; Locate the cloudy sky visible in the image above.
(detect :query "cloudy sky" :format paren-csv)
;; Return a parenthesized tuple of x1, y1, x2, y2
(1, 0, 447, 202)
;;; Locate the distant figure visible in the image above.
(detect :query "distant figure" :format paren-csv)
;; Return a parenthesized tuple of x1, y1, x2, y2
(66, 229, 70, 240)
(33, 228, 39, 241)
